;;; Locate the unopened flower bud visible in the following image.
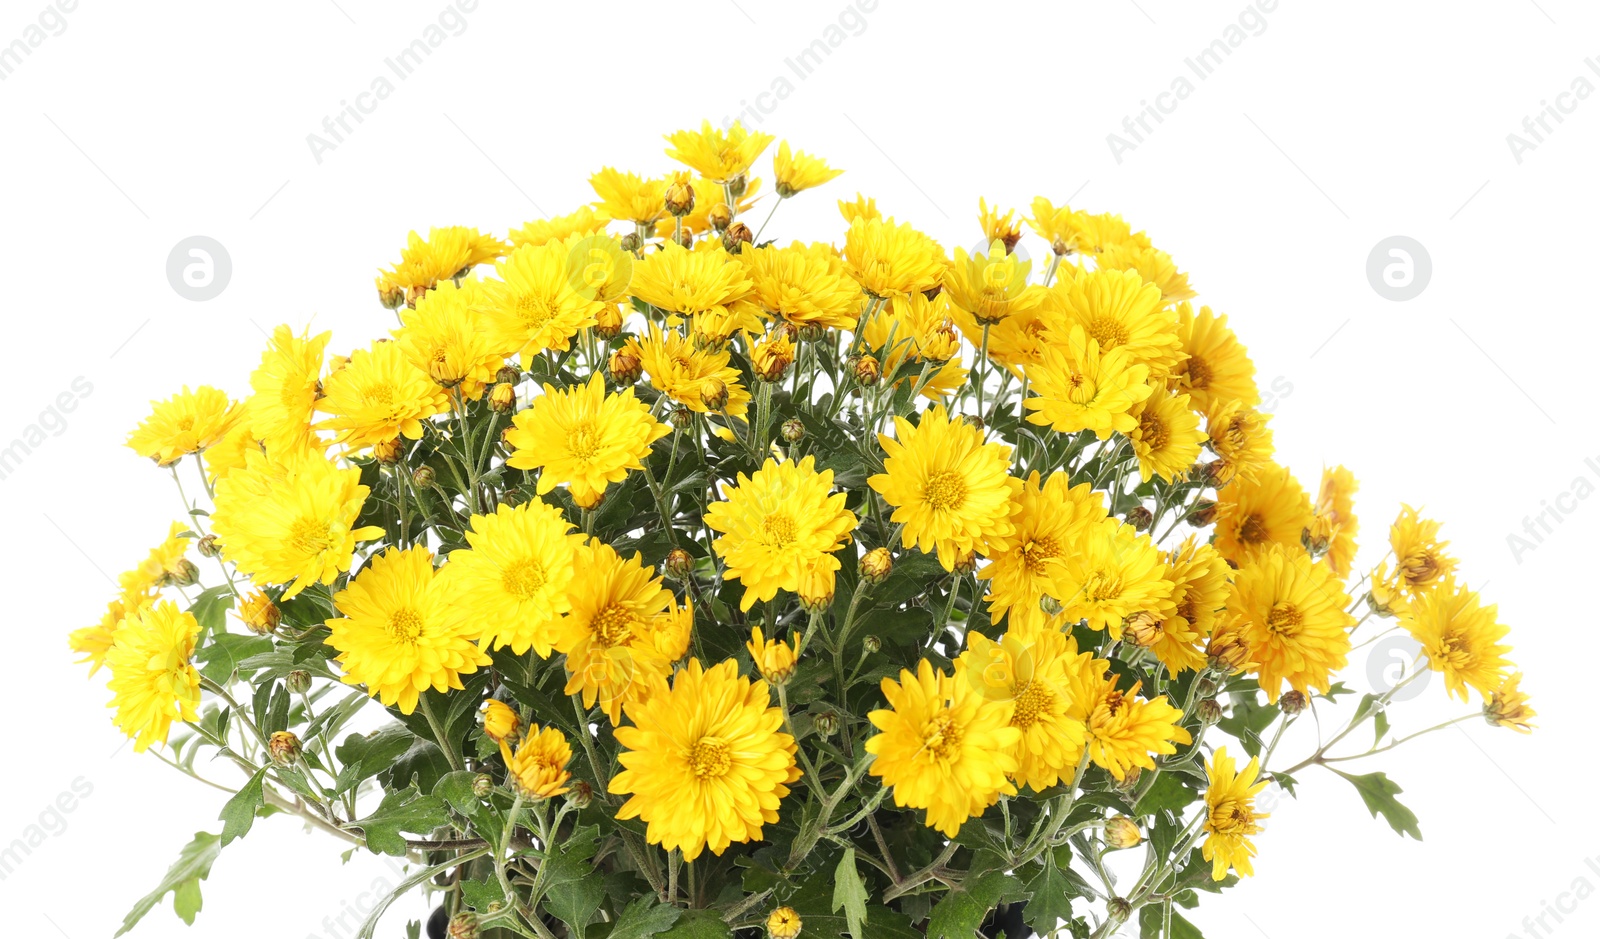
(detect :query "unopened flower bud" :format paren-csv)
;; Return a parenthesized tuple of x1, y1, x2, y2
(1279, 689, 1309, 716)
(780, 418, 805, 443)
(573, 487, 605, 510)
(708, 203, 733, 233)
(1039, 594, 1064, 617)
(240, 591, 280, 636)
(963, 413, 986, 433)
(1196, 677, 1218, 698)
(1122, 611, 1162, 648)
(721, 222, 752, 254)
(1187, 499, 1218, 527)
(482, 699, 520, 744)
(489, 382, 516, 413)
(813, 710, 840, 736)
(1202, 459, 1235, 488)
(286, 669, 312, 695)
(752, 336, 794, 382)
(374, 436, 405, 464)
(1114, 766, 1141, 792)
(1125, 506, 1154, 533)
(861, 635, 881, 655)
(663, 548, 694, 582)
(594, 304, 624, 340)
(495, 365, 520, 385)
(1206, 630, 1250, 672)
(608, 348, 643, 385)
(197, 534, 220, 558)
(269, 731, 302, 766)
(952, 549, 978, 574)
(670, 406, 693, 430)
(412, 465, 436, 489)
(860, 547, 893, 585)
(766, 907, 801, 939)
(567, 779, 594, 810)
(1301, 525, 1330, 560)
(1197, 698, 1223, 725)
(1104, 815, 1142, 850)
(727, 174, 748, 198)
(665, 177, 696, 217)
(448, 912, 479, 939)
(167, 557, 200, 588)
(472, 774, 494, 799)
(1051, 236, 1072, 257)
(1107, 897, 1132, 925)
(699, 377, 729, 411)
(673, 225, 695, 248)
(853, 354, 881, 387)
(378, 281, 406, 309)
(619, 232, 641, 253)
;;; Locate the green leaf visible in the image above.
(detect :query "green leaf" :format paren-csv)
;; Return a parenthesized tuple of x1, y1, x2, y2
(350, 786, 450, 856)
(187, 584, 234, 637)
(607, 896, 683, 939)
(832, 847, 870, 939)
(1022, 859, 1078, 938)
(1138, 902, 1204, 939)
(925, 871, 1025, 939)
(218, 766, 267, 846)
(115, 831, 223, 935)
(335, 722, 420, 795)
(660, 909, 732, 938)
(549, 874, 606, 939)
(1331, 769, 1422, 840)
(196, 632, 272, 685)
(459, 877, 505, 913)
(1135, 772, 1199, 816)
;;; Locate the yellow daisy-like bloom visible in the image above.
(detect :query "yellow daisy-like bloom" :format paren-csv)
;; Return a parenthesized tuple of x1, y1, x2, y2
(1153, 537, 1231, 675)
(444, 501, 586, 657)
(1387, 504, 1457, 599)
(504, 374, 670, 507)
(1026, 200, 1151, 257)
(838, 193, 881, 225)
(767, 907, 803, 939)
(866, 659, 1021, 837)
(1024, 325, 1153, 439)
(326, 546, 490, 715)
(1066, 666, 1191, 782)
(589, 168, 668, 226)
(1055, 517, 1175, 636)
(482, 699, 520, 744)
(705, 456, 858, 611)
(978, 198, 1024, 253)
(510, 205, 611, 249)
(1225, 546, 1353, 702)
(844, 216, 948, 301)
(552, 541, 679, 723)
(501, 724, 573, 800)
(663, 120, 775, 182)
(1025, 197, 1085, 256)
(1201, 746, 1269, 881)
(395, 278, 503, 389)
(1205, 399, 1275, 485)
(247, 325, 330, 455)
(127, 385, 244, 466)
(1130, 385, 1206, 483)
(1401, 577, 1513, 702)
(740, 241, 862, 331)
(105, 600, 201, 752)
(479, 242, 603, 367)
(127, 521, 193, 588)
(1095, 242, 1195, 307)
(630, 242, 763, 343)
(315, 340, 450, 450)
(978, 472, 1106, 632)
(72, 590, 157, 676)
(380, 226, 509, 294)
(861, 293, 968, 401)
(746, 627, 801, 684)
(1485, 672, 1536, 733)
(944, 240, 1044, 325)
(1311, 465, 1359, 578)
(869, 405, 1021, 571)
(211, 449, 385, 599)
(1042, 268, 1182, 377)
(773, 140, 843, 196)
(959, 630, 1091, 792)
(204, 422, 264, 484)
(1213, 461, 1313, 564)
(627, 325, 754, 417)
(952, 297, 1054, 377)
(1172, 303, 1260, 412)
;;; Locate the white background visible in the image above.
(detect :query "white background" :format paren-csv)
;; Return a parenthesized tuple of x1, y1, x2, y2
(1, 1, 1594, 937)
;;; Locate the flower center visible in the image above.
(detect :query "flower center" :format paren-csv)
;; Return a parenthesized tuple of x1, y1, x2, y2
(1102, 689, 1127, 717)
(176, 415, 197, 432)
(1087, 317, 1129, 349)
(760, 512, 798, 548)
(289, 517, 338, 557)
(389, 607, 424, 644)
(924, 471, 967, 511)
(1209, 799, 1258, 835)
(1084, 569, 1124, 603)
(1138, 411, 1169, 452)
(1065, 370, 1098, 405)
(566, 420, 601, 462)
(1184, 355, 1213, 390)
(1265, 602, 1302, 637)
(516, 293, 556, 328)
(361, 383, 396, 407)
(1400, 551, 1440, 587)
(921, 714, 963, 759)
(1011, 680, 1055, 729)
(1020, 536, 1061, 574)
(688, 739, 732, 779)
(592, 604, 637, 648)
(1237, 513, 1270, 545)
(502, 558, 549, 600)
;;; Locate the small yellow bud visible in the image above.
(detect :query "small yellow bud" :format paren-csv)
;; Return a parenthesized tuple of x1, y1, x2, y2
(780, 418, 805, 443)
(489, 382, 516, 413)
(1125, 506, 1154, 532)
(609, 348, 643, 385)
(1104, 815, 1142, 849)
(472, 774, 494, 799)
(567, 779, 594, 809)
(374, 436, 405, 465)
(495, 365, 520, 385)
(1280, 689, 1309, 716)
(197, 534, 220, 558)
(766, 906, 802, 939)
(1197, 698, 1223, 725)
(708, 203, 733, 233)
(411, 465, 436, 488)
(166, 557, 200, 588)
(1205, 629, 1251, 672)
(1122, 611, 1163, 648)
(700, 377, 730, 411)
(286, 669, 312, 695)
(619, 232, 642, 253)
(796, 560, 835, 614)
(722, 222, 753, 254)
(860, 547, 893, 585)
(377, 280, 406, 310)
(239, 591, 280, 636)
(663, 548, 695, 581)
(482, 699, 520, 744)
(665, 174, 696, 217)
(594, 304, 624, 340)
(268, 731, 302, 766)
(752, 334, 795, 383)
(853, 354, 881, 387)
(572, 487, 606, 511)
(746, 628, 801, 685)
(1187, 499, 1218, 527)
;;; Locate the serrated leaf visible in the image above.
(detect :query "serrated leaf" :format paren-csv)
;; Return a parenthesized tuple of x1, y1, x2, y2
(660, 909, 732, 938)
(115, 831, 222, 935)
(335, 722, 420, 795)
(607, 896, 683, 939)
(351, 786, 450, 856)
(459, 877, 504, 912)
(832, 847, 870, 939)
(1022, 859, 1077, 937)
(218, 766, 267, 846)
(1134, 772, 1199, 816)
(549, 874, 606, 939)
(925, 871, 1025, 939)
(1332, 769, 1422, 840)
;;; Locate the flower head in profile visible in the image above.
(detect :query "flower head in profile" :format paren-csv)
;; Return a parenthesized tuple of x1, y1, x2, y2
(502, 724, 573, 800)
(1024, 325, 1152, 439)
(705, 456, 857, 611)
(1152, 537, 1231, 674)
(395, 278, 503, 389)
(481, 699, 521, 745)
(627, 325, 753, 417)
(325, 546, 491, 715)
(1225, 546, 1353, 702)
(746, 627, 801, 684)
(444, 501, 586, 657)
(315, 340, 450, 450)
(104, 600, 201, 752)
(1095, 242, 1195, 307)
(1205, 399, 1275, 485)
(1041, 268, 1181, 376)
(127, 385, 243, 466)
(1386, 505, 1457, 599)
(663, 120, 774, 182)
(1065, 665, 1191, 781)
(247, 325, 330, 455)
(589, 168, 668, 225)
(773, 141, 842, 196)
(380, 226, 508, 294)
(844, 216, 948, 301)
(1055, 518, 1175, 637)
(978, 471, 1106, 633)
(504, 374, 669, 508)
(1485, 672, 1536, 733)
(1130, 384, 1206, 483)
(1201, 746, 1269, 881)
(740, 241, 862, 332)
(510, 205, 611, 249)
(869, 405, 1021, 570)
(861, 293, 968, 400)
(866, 659, 1020, 836)
(479, 242, 603, 367)
(978, 198, 1024, 253)
(838, 193, 881, 225)
(1401, 577, 1513, 702)
(611, 658, 799, 860)
(1172, 303, 1259, 412)
(1310, 465, 1359, 578)
(551, 541, 680, 723)
(630, 242, 763, 342)
(944, 240, 1043, 325)
(1213, 461, 1313, 564)
(958, 630, 1092, 792)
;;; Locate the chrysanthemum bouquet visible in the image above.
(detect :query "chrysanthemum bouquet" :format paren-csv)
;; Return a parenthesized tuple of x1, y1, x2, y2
(79, 122, 1535, 939)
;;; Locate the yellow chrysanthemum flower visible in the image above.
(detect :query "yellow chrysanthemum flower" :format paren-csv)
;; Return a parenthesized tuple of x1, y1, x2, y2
(380, 226, 509, 294)
(71, 591, 156, 676)
(105, 600, 201, 752)
(627, 325, 754, 417)
(1024, 325, 1152, 439)
(1065, 666, 1191, 782)
(844, 216, 948, 301)
(211, 449, 385, 599)
(481, 699, 520, 744)
(125, 521, 193, 589)
(869, 405, 1021, 570)
(510, 205, 611, 249)
(1225, 546, 1353, 702)
(1095, 242, 1195, 307)
(478, 242, 603, 367)
(944, 240, 1044, 325)
(705, 456, 857, 611)
(866, 659, 1021, 836)
(552, 541, 679, 723)
(444, 501, 586, 657)
(1041, 268, 1181, 377)
(247, 325, 329, 456)
(978, 471, 1106, 632)
(745, 627, 801, 684)
(1213, 461, 1313, 564)
(1205, 399, 1275, 485)
(978, 198, 1024, 253)
(589, 168, 668, 226)
(1311, 465, 1359, 578)
(315, 340, 450, 450)
(1055, 517, 1175, 636)
(501, 724, 573, 800)
(1025, 197, 1085, 256)
(663, 120, 774, 182)
(630, 242, 763, 343)
(1201, 746, 1269, 881)
(611, 658, 799, 860)
(1172, 303, 1260, 412)
(325, 546, 490, 715)
(860, 292, 967, 400)
(740, 241, 862, 332)
(1386, 504, 1457, 599)
(1485, 672, 1536, 733)
(204, 422, 264, 484)
(504, 374, 669, 508)
(1026, 200, 1151, 257)
(773, 140, 842, 196)
(1152, 537, 1231, 675)
(127, 385, 244, 466)
(959, 630, 1091, 792)
(1402, 577, 1513, 702)
(838, 193, 881, 225)
(395, 278, 503, 389)
(1130, 385, 1206, 483)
